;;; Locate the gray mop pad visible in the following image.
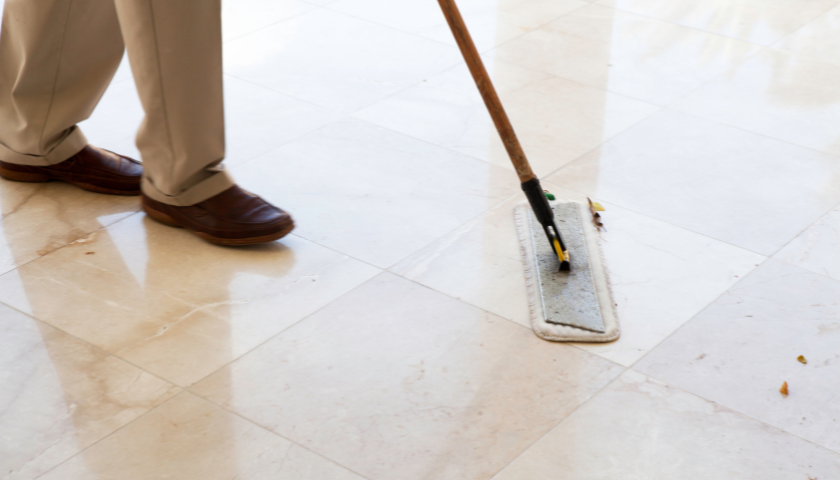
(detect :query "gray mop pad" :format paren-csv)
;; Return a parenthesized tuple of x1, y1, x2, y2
(515, 200, 620, 343)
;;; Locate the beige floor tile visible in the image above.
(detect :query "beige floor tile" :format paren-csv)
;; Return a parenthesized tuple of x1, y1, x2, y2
(0, 214, 380, 387)
(222, 0, 316, 42)
(223, 8, 462, 113)
(494, 4, 763, 106)
(492, 370, 840, 479)
(234, 118, 520, 268)
(775, 205, 840, 281)
(328, 0, 588, 52)
(0, 181, 137, 276)
(598, 0, 840, 46)
(192, 273, 624, 480)
(546, 109, 840, 255)
(80, 75, 341, 169)
(0, 303, 179, 480)
(220, 76, 343, 167)
(38, 392, 364, 480)
(775, 5, 840, 65)
(635, 260, 840, 452)
(392, 186, 764, 366)
(573, 203, 763, 366)
(355, 62, 659, 176)
(389, 195, 538, 328)
(673, 48, 840, 157)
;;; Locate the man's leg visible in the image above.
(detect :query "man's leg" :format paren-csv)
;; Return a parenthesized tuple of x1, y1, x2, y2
(0, 0, 125, 165)
(114, 0, 294, 245)
(113, 0, 234, 206)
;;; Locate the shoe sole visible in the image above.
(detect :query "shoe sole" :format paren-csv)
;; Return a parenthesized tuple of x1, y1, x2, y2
(0, 165, 140, 196)
(142, 201, 295, 246)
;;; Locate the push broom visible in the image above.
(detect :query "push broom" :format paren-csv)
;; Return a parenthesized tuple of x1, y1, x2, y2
(437, 0, 620, 341)
(436, 0, 570, 272)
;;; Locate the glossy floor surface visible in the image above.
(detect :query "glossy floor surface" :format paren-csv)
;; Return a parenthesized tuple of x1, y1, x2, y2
(2, 0, 840, 478)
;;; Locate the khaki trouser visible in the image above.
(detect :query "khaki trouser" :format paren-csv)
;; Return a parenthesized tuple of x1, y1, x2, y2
(0, 0, 234, 206)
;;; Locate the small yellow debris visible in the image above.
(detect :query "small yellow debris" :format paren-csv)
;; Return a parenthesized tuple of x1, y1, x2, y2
(780, 381, 789, 396)
(590, 202, 605, 212)
(798, 355, 807, 365)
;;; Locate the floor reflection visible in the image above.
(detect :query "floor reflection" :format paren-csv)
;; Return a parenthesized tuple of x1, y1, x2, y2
(0, 182, 296, 477)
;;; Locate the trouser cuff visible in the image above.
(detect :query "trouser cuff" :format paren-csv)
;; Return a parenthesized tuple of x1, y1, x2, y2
(141, 168, 235, 206)
(0, 127, 88, 166)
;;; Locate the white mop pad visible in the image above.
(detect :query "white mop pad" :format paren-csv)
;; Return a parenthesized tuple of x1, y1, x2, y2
(515, 200, 620, 343)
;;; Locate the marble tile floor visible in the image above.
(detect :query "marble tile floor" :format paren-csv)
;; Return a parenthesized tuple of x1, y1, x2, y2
(2, 0, 840, 478)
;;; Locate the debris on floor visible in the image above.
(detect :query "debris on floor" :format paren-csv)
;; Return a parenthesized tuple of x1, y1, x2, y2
(587, 197, 605, 230)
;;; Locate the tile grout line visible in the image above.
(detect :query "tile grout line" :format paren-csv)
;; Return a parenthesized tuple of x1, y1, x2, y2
(169, 253, 383, 386)
(546, 84, 840, 270)
(224, 70, 346, 112)
(224, 3, 684, 181)
(0, 183, 515, 398)
(484, 2, 772, 108)
(221, 5, 318, 45)
(541, 105, 840, 271)
(347, 61, 666, 176)
(490, 366, 840, 479)
(597, 2, 827, 48)
(613, 256, 840, 447)
(664, 93, 840, 160)
(319, 0, 592, 54)
(529, 9, 840, 186)
(624, 368, 840, 457)
(219, 5, 469, 120)
(28, 388, 376, 480)
(0, 209, 143, 282)
(190, 394, 377, 480)
(538, 37, 770, 182)
(0, 213, 366, 392)
(223, 0, 596, 160)
(0, 294, 184, 390)
(483, 0, 592, 53)
(486, 367, 629, 479)
(642, 36, 840, 162)
(548, 180, 775, 258)
(767, 43, 840, 67)
(765, 196, 840, 261)
(30, 389, 184, 480)
(16, 251, 379, 480)
(623, 255, 772, 372)
(766, 1, 840, 52)
(165, 188, 520, 389)
(107, 3, 320, 86)
(185, 275, 629, 480)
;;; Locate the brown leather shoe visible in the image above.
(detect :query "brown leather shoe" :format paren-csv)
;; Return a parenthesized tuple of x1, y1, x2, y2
(0, 145, 142, 195)
(142, 185, 295, 246)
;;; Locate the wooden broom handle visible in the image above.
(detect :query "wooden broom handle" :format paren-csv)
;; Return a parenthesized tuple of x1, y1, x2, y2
(437, 0, 535, 183)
